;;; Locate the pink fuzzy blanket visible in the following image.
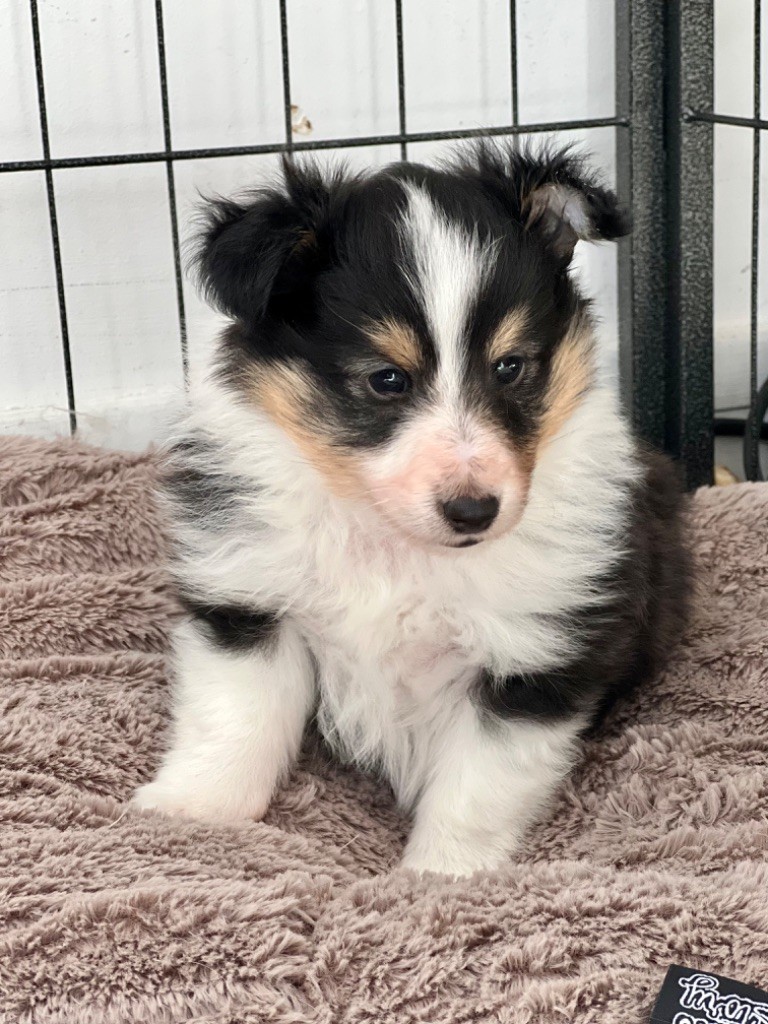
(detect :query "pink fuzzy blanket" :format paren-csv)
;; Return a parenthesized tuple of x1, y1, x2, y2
(1, 434, 767, 1023)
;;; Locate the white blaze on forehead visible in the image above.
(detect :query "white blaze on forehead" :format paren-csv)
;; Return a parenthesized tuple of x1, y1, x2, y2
(400, 183, 492, 405)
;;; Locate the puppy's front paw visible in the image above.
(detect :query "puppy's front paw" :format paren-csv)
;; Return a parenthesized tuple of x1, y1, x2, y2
(401, 849, 487, 879)
(401, 832, 516, 878)
(131, 767, 270, 824)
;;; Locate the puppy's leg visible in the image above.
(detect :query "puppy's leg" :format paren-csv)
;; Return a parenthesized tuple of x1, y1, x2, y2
(402, 701, 583, 877)
(133, 615, 314, 822)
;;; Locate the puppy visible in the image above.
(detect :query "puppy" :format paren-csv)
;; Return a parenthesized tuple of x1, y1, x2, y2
(133, 144, 689, 877)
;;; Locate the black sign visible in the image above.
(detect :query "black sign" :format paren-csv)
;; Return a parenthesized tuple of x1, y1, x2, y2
(650, 966, 768, 1024)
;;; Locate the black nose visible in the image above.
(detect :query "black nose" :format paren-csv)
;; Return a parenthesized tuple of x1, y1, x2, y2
(441, 495, 499, 534)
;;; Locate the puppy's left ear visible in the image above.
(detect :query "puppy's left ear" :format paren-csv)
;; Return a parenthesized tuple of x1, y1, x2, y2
(470, 144, 630, 266)
(520, 150, 630, 264)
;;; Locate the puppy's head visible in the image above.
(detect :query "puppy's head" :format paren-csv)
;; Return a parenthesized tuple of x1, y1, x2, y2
(194, 144, 629, 549)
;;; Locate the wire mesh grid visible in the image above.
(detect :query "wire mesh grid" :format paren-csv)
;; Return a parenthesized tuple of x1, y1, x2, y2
(1, 1, 764, 484)
(0, 0, 627, 441)
(683, 0, 766, 481)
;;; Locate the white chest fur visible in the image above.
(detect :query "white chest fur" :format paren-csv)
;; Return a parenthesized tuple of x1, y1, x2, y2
(297, 552, 478, 805)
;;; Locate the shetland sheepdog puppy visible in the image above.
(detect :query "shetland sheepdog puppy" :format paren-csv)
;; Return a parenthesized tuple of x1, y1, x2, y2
(133, 144, 688, 876)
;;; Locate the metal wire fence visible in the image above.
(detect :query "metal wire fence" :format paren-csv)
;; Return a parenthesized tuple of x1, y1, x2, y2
(1, 0, 765, 485)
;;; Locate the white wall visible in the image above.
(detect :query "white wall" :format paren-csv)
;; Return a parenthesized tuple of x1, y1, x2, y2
(0, 0, 764, 449)
(714, 0, 768, 413)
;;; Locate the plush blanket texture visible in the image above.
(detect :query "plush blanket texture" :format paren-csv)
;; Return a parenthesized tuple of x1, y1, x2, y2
(0, 434, 766, 1024)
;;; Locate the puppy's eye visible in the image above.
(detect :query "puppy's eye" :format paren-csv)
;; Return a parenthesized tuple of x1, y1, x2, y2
(368, 367, 411, 398)
(493, 355, 524, 385)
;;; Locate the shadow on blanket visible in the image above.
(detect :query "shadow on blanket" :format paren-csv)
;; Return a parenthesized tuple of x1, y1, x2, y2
(1, 434, 767, 1024)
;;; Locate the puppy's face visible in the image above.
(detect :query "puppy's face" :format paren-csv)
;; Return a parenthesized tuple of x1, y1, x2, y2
(196, 147, 628, 549)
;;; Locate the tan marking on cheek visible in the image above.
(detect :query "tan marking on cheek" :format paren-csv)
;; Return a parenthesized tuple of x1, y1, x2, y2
(247, 363, 366, 500)
(364, 319, 423, 374)
(488, 308, 531, 363)
(539, 319, 595, 448)
(511, 438, 537, 482)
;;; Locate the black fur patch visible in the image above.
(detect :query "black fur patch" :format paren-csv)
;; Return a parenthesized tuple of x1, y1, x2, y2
(163, 434, 250, 530)
(477, 448, 691, 725)
(181, 596, 280, 653)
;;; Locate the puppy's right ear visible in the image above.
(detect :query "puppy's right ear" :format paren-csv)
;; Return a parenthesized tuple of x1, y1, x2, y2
(193, 159, 343, 323)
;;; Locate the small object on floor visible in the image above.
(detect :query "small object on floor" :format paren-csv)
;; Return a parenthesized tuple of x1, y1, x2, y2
(715, 464, 740, 486)
(650, 965, 768, 1024)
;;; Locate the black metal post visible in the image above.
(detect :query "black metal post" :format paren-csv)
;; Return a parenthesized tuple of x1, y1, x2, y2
(745, 0, 762, 480)
(665, 0, 714, 488)
(617, 0, 714, 489)
(616, 0, 668, 454)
